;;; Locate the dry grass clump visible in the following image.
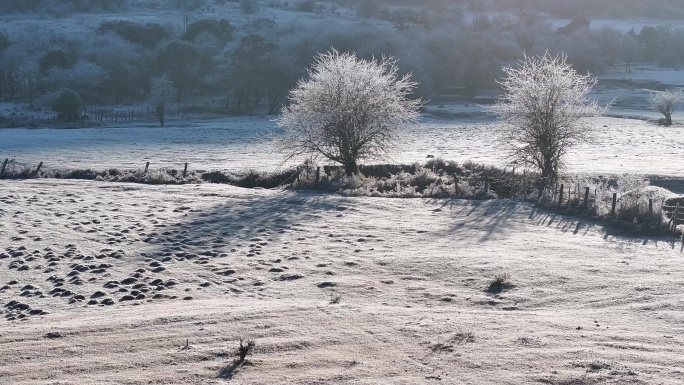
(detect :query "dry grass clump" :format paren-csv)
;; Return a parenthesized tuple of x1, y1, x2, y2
(313, 159, 505, 199)
(0, 159, 34, 178)
(329, 293, 342, 304)
(97, 168, 203, 184)
(487, 273, 513, 294)
(202, 168, 299, 188)
(236, 339, 255, 362)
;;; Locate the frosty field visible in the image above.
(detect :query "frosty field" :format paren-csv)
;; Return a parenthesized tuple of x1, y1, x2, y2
(1, 179, 683, 385)
(1, 115, 683, 177)
(0, 112, 683, 384)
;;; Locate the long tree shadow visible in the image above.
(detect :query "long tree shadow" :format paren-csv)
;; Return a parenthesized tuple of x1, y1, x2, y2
(434, 199, 527, 242)
(144, 190, 347, 261)
(475, 200, 526, 242)
(218, 360, 254, 380)
(218, 361, 242, 380)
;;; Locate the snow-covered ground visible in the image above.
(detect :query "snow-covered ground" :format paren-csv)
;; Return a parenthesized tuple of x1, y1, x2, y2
(1, 114, 682, 177)
(0, 180, 683, 384)
(0, 116, 283, 173)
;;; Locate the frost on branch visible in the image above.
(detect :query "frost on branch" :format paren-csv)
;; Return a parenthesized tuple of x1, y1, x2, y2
(488, 52, 606, 183)
(277, 49, 422, 176)
(649, 88, 683, 126)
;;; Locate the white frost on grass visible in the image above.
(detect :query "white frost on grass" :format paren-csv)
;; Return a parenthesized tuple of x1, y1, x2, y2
(0, 180, 682, 384)
(1, 115, 681, 177)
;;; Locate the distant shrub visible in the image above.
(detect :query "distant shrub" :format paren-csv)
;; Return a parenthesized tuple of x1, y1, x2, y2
(296, 1, 316, 12)
(182, 19, 235, 43)
(39, 50, 77, 74)
(97, 20, 169, 49)
(51, 89, 82, 122)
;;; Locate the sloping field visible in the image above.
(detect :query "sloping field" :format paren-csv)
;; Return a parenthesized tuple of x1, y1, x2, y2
(1, 180, 683, 384)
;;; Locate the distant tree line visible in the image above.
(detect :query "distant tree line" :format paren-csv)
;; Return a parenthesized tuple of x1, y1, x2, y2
(2, 0, 684, 19)
(0, 0, 126, 15)
(0, 1, 683, 118)
(359, 0, 684, 19)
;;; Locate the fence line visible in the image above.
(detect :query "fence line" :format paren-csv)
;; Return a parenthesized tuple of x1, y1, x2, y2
(1, 157, 682, 238)
(0, 103, 221, 127)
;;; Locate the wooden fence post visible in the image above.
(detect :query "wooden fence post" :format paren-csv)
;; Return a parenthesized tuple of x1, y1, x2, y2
(584, 187, 590, 209)
(0, 158, 7, 176)
(558, 184, 564, 209)
(183, 162, 188, 178)
(611, 193, 617, 216)
(315, 166, 320, 187)
(144, 162, 150, 174)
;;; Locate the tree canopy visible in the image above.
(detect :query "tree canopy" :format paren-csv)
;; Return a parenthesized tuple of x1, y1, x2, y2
(278, 50, 422, 175)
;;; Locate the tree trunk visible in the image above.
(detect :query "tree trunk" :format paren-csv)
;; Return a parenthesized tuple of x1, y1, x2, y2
(541, 158, 556, 187)
(155, 102, 165, 126)
(344, 161, 360, 176)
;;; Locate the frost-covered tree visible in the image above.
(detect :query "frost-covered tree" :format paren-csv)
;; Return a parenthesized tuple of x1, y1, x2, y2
(157, 40, 201, 101)
(240, 0, 258, 15)
(81, 33, 144, 103)
(650, 88, 683, 126)
(44, 61, 105, 111)
(278, 50, 422, 175)
(489, 52, 605, 184)
(150, 74, 175, 126)
(228, 34, 280, 114)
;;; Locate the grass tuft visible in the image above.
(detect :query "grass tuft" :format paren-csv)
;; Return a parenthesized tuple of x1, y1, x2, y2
(487, 273, 513, 294)
(236, 339, 255, 363)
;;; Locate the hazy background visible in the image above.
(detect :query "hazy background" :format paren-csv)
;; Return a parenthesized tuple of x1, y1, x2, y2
(0, 0, 683, 119)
